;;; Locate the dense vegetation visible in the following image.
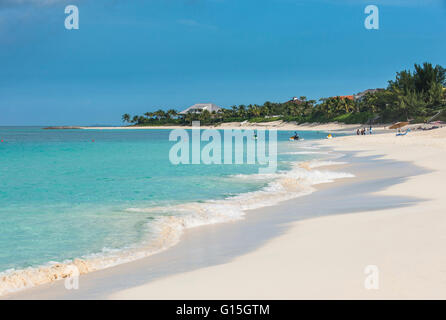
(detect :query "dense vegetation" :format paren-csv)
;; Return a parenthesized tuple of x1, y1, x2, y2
(122, 63, 446, 125)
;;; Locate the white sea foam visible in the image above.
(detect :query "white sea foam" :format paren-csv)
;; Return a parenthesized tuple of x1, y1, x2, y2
(307, 160, 347, 169)
(282, 151, 330, 155)
(0, 144, 353, 296)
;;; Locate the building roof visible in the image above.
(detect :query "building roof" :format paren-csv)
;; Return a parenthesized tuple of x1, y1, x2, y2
(336, 95, 354, 100)
(288, 97, 304, 104)
(354, 88, 384, 100)
(324, 95, 354, 101)
(179, 103, 222, 115)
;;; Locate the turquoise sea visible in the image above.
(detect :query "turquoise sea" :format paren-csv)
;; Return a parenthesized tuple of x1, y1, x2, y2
(0, 127, 347, 292)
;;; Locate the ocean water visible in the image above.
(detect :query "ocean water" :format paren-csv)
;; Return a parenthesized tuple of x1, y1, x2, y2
(0, 127, 351, 294)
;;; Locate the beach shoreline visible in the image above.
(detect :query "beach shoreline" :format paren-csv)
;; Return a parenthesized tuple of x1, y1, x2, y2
(0, 133, 349, 298)
(3, 153, 359, 299)
(5, 127, 446, 299)
(108, 127, 446, 299)
(70, 121, 387, 134)
(48, 121, 444, 137)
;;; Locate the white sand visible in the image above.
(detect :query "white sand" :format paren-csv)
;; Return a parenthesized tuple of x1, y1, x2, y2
(110, 127, 446, 299)
(81, 121, 385, 133)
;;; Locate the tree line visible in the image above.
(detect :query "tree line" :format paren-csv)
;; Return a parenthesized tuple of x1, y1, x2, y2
(122, 62, 446, 126)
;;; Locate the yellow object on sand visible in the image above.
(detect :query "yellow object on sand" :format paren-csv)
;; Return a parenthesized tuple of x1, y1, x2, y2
(389, 122, 409, 130)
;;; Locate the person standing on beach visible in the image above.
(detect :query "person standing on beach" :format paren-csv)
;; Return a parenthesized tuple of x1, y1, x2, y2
(357, 129, 360, 135)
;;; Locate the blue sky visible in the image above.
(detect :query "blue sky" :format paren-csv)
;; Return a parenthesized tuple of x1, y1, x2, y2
(0, 0, 445, 125)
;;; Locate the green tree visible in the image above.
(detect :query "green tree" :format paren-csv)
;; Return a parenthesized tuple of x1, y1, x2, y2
(153, 109, 166, 120)
(144, 112, 154, 119)
(122, 113, 131, 123)
(167, 109, 178, 119)
(199, 110, 211, 123)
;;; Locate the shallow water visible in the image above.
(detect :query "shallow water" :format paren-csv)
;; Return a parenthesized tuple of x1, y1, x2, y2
(6, 149, 427, 300)
(0, 127, 339, 282)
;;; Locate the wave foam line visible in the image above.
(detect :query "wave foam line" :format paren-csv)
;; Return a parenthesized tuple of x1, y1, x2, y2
(0, 148, 353, 296)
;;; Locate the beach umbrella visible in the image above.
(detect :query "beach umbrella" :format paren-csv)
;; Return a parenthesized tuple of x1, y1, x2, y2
(388, 122, 409, 130)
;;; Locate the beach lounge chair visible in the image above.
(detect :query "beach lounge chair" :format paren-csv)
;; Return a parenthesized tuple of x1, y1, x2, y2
(396, 129, 411, 136)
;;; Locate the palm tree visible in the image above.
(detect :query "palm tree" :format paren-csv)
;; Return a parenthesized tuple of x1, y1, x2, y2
(166, 109, 178, 120)
(184, 112, 195, 125)
(248, 104, 261, 118)
(153, 109, 166, 120)
(122, 113, 131, 123)
(199, 110, 211, 123)
(144, 112, 154, 119)
(221, 108, 233, 121)
(237, 105, 247, 118)
(231, 105, 238, 116)
(138, 116, 147, 124)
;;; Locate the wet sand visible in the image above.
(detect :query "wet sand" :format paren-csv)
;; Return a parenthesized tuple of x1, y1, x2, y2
(6, 143, 427, 299)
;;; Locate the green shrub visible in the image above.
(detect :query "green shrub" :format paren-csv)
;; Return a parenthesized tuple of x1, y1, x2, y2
(248, 117, 282, 123)
(332, 112, 374, 124)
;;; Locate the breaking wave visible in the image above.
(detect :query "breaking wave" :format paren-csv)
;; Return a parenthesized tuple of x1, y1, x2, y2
(0, 145, 353, 296)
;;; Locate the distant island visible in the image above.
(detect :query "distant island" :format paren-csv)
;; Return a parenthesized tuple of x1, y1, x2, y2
(122, 63, 446, 126)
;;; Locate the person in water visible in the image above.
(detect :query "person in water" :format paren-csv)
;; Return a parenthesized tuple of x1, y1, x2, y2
(293, 132, 300, 140)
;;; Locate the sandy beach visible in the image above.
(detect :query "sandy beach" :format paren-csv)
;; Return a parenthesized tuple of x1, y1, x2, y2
(73, 127, 438, 300)
(79, 121, 385, 133)
(106, 127, 446, 300)
(5, 126, 445, 299)
(3, 0, 445, 303)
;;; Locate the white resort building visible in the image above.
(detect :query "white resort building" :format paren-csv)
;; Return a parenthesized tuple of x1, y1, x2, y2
(179, 103, 222, 115)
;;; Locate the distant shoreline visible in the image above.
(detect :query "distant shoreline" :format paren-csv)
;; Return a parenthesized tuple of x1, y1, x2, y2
(43, 126, 83, 130)
(44, 121, 393, 133)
